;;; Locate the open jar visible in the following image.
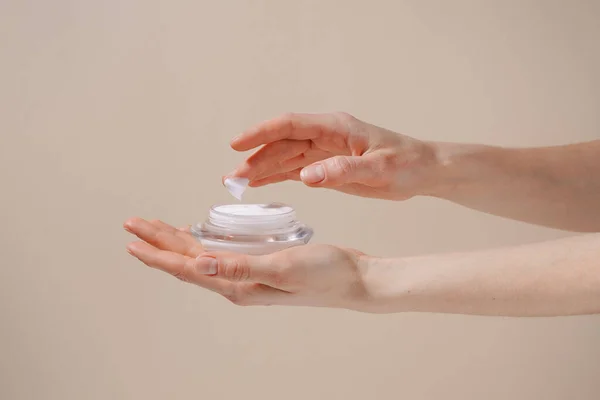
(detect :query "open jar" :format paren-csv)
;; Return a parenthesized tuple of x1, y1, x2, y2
(190, 203, 313, 255)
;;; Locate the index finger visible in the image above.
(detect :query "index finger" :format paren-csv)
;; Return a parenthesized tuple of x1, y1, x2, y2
(231, 112, 348, 151)
(124, 217, 203, 258)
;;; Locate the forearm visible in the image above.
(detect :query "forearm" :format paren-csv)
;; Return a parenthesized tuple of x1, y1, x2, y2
(363, 234, 600, 316)
(426, 140, 600, 232)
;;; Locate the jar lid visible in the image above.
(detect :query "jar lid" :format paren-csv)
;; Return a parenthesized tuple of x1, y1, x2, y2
(191, 203, 313, 245)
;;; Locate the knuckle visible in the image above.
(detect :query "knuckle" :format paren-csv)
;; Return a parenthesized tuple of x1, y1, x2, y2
(281, 111, 296, 120)
(333, 112, 359, 131)
(274, 112, 297, 135)
(377, 151, 401, 174)
(172, 272, 189, 283)
(332, 156, 355, 175)
(222, 258, 250, 282)
(333, 111, 355, 123)
(280, 112, 297, 128)
(172, 259, 192, 283)
(154, 230, 172, 243)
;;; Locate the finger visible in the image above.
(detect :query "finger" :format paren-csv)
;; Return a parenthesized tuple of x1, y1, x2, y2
(124, 217, 202, 257)
(230, 139, 311, 180)
(126, 240, 189, 276)
(249, 169, 302, 187)
(250, 148, 330, 182)
(252, 170, 386, 198)
(127, 241, 236, 295)
(124, 217, 186, 253)
(148, 219, 178, 233)
(177, 225, 192, 233)
(231, 113, 347, 151)
(299, 155, 379, 187)
(127, 241, 297, 304)
(194, 252, 285, 287)
(149, 220, 198, 248)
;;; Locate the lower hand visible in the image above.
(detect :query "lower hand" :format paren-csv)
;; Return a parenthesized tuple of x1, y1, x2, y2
(226, 112, 441, 200)
(124, 217, 374, 311)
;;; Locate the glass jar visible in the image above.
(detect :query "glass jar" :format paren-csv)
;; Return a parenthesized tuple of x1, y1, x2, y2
(190, 203, 313, 255)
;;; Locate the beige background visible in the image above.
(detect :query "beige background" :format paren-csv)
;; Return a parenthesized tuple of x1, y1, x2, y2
(2, 1, 600, 399)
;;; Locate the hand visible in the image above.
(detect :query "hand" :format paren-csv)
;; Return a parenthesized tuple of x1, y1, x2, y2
(226, 112, 440, 200)
(124, 217, 375, 311)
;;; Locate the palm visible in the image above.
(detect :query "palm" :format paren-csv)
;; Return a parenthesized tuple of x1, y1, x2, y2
(125, 217, 370, 310)
(124, 218, 273, 301)
(286, 245, 364, 291)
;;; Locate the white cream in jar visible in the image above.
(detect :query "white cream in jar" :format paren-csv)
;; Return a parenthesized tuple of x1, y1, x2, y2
(190, 203, 313, 255)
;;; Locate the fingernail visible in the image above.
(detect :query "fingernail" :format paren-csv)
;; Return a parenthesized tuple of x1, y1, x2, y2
(300, 164, 325, 183)
(195, 256, 218, 275)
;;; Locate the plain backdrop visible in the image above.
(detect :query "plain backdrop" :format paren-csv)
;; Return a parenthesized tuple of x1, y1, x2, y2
(1, 1, 599, 399)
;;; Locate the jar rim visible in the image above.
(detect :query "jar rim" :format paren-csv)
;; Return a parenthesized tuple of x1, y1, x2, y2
(191, 202, 313, 245)
(209, 203, 296, 222)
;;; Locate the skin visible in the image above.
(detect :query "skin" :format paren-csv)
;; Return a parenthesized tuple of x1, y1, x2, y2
(125, 112, 600, 316)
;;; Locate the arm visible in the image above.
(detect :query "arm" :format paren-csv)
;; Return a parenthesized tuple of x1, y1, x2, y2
(124, 218, 600, 317)
(226, 113, 600, 232)
(429, 141, 600, 232)
(365, 233, 600, 316)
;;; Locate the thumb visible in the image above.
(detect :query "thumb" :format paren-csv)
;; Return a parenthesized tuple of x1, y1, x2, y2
(194, 253, 280, 285)
(300, 155, 375, 187)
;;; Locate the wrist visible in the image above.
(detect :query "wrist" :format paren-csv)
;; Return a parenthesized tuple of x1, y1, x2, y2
(357, 255, 413, 313)
(421, 141, 503, 199)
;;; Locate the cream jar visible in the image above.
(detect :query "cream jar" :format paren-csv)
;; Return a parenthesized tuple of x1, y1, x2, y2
(190, 203, 313, 255)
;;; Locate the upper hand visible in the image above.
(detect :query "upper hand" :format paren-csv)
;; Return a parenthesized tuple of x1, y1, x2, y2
(226, 112, 440, 200)
(124, 217, 375, 311)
